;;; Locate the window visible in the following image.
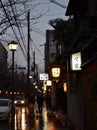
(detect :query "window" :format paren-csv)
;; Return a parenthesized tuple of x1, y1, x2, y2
(0, 100, 8, 106)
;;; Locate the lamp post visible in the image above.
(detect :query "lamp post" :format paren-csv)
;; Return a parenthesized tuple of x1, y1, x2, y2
(8, 41, 18, 130)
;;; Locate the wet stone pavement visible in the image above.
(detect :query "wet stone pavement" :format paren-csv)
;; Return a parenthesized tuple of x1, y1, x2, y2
(26, 102, 65, 130)
(15, 101, 67, 130)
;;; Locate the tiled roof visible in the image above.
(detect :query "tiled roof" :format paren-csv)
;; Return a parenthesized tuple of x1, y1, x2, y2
(66, 0, 87, 16)
(66, 0, 97, 16)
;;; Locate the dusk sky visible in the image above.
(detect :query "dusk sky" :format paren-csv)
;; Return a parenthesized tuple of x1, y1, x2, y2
(1, 0, 69, 74)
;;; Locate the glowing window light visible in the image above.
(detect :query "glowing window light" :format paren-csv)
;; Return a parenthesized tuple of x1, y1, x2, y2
(63, 82, 67, 92)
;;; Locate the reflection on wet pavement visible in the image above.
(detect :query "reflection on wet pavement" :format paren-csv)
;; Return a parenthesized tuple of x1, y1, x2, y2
(15, 107, 27, 130)
(14, 102, 64, 130)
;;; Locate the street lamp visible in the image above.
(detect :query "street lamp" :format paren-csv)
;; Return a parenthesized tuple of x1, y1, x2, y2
(8, 41, 18, 130)
(29, 75, 32, 79)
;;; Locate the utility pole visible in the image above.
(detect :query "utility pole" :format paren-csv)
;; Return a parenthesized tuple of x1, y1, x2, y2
(27, 11, 30, 98)
(33, 51, 35, 83)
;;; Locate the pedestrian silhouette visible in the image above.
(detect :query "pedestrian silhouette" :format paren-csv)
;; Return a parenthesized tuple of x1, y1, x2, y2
(37, 93, 43, 114)
(28, 94, 35, 116)
(45, 94, 51, 110)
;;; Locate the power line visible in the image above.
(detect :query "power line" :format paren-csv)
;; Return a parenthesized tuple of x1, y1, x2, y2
(30, 38, 44, 58)
(0, 0, 27, 60)
(31, 26, 45, 36)
(49, 0, 67, 9)
(9, 0, 27, 51)
(8, 0, 27, 55)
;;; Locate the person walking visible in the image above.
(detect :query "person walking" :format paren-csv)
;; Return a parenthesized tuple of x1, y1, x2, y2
(45, 94, 51, 110)
(37, 93, 43, 114)
(28, 94, 35, 116)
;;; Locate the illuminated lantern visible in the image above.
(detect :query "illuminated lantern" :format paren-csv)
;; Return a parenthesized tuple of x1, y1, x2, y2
(51, 67, 61, 78)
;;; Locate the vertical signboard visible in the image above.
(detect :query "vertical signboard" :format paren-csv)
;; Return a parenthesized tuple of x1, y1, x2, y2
(71, 52, 81, 71)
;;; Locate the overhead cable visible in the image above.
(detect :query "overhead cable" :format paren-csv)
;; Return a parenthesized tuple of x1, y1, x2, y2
(8, 0, 27, 55)
(0, 0, 27, 60)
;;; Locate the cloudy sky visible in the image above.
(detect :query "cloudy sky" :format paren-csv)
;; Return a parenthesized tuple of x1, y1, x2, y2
(1, 0, 69, 73)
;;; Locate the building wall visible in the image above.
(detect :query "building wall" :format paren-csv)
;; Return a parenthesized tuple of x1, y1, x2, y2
(45, 30, 58, 109)
(66, 1, 97, 130)
(82, 63, 97, 129)
(88, 0, 97, 15)
(45, 30, 57, 68)
(0, 43, 7, 66)
(45, 29, 67, 111)
(0, 42, 8, 89)
(67, 71, 84, 130)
